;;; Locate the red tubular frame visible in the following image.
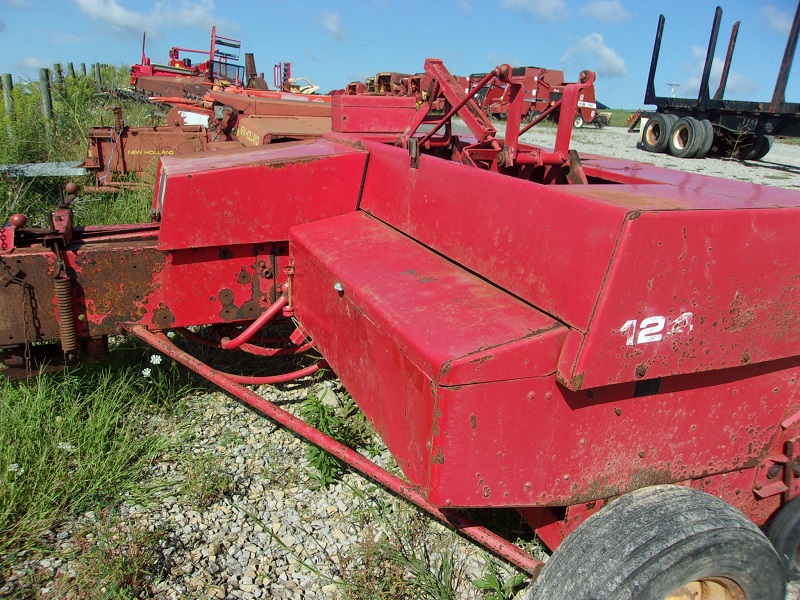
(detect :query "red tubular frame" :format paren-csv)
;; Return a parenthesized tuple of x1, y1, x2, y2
(125, 323, 544, 576)
(175, 327, 313, 357)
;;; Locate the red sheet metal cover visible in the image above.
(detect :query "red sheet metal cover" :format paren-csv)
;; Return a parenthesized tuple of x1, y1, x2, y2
(157, 139, 367, 250)
(558, 206, 800, 390)
(291, 212, 568, 386)
(332, 95, 416, 133)
(356, 140, 625, 332)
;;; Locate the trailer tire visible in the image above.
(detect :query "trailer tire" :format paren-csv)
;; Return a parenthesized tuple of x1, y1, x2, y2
(641, 113, 671, 153)
(573, 114, 585, 128)
(695, 119, 714, 159)
(520, 485, 784, 600)
(668, 117, 705, 158)
(748, 135, 774, 161)
(768, 494, 800, 580)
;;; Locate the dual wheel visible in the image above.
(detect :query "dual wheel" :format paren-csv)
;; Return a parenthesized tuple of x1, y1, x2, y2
(519, 485, 789, 600)
(642, 114, 714, 159)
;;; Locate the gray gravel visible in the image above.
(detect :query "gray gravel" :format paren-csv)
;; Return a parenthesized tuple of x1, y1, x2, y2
(516, 123, 800, 190)
(4, 126, 800, 599)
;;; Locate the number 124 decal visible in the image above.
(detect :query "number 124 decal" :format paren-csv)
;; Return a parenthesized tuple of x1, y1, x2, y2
(619, 312, 694, 346)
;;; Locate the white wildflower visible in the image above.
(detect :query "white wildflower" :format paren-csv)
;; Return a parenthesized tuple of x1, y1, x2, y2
(142, 367, 152, 378)
(150, 354, 163, 365)
(166, 331, 176, 339)
(7, 463, 23, 475)
(57, 442, 77, 453)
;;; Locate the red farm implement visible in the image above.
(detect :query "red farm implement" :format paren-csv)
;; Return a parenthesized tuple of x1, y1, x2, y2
(471, 65, 608, 128)
(3, 58, 800, 598)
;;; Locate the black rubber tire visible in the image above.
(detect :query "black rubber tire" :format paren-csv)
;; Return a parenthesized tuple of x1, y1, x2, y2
(573, 114, 584, 129)
(640, 113, 671, 153)
(768, 494, 800, 580)
(695, 119, 714, 159)
(525, 109, 541, 124)
(749, 135, 774, 161)
(668, 117, 705, 158)
(521, 485, 784, 600)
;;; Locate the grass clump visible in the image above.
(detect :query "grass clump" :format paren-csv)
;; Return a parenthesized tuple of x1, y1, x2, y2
(53, 513, 170, 599)
(182, 454, 236, 507)
(0, 364, 175, 567)
(337, 495, 469, 600)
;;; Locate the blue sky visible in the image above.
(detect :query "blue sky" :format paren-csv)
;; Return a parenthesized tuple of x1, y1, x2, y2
(0, 0, 799, 109)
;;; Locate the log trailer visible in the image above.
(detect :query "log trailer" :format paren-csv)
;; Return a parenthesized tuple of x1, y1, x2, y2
(3, 58, 800, 598)
(640, 3, 800, 160)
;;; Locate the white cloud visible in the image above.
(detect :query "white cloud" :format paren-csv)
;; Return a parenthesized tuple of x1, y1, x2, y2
(72, 0, 150, 34)
(562, 33, 627, 78)
(681, 45, 757, 98)
(761, 5, 791, 35)
(321, 10, 346, 41)
(21, 56, 45, 69)
(501, 0, 568, 20)
(579, 0, 629, 24)
(71, 0, 237, 37)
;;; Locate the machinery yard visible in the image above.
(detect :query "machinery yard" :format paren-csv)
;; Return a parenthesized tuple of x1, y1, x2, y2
(4, 3, 800, 599)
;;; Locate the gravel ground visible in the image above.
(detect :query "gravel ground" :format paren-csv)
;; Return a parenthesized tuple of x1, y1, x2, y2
(3, 126, 800, 599)
(514, 123, 800, 190)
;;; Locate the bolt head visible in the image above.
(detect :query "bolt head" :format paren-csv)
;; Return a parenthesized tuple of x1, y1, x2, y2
(65, 182, 78, 195)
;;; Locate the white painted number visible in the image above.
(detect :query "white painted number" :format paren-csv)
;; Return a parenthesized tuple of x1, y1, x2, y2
(619, 312, 693, 346)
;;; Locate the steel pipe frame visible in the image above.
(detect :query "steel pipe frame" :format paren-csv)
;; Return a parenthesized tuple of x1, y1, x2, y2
(125, 323, 544, 576)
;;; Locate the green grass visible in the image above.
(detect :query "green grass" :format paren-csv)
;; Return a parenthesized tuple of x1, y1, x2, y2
(1, 64, 159, 226)
(0, 364, 172, 564)
(604, 108, 639, 128)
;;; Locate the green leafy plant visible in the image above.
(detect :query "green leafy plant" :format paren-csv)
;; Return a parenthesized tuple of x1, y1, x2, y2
(472, 558, 526, 599)
(298, 389, 377, 487)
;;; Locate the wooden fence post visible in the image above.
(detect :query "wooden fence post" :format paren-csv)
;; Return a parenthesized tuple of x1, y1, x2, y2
(81, 63, 87, 77)
(2, 74, 13, 117)
(54, 63, 64, 89)
(67, 63, 76, 80)
(39, 68, 54, 138)
(2, 73, 13, 139)
(94, 63, 102, 85)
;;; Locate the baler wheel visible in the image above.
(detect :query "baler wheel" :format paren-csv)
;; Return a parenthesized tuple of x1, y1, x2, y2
(668, 117, 706, 158)
(768, 494, 800, 580)
(641, 113, 672, 153)
(524, 109, 541, 124)
(573, 114, 585, 128)
(520, 485, 784, 600)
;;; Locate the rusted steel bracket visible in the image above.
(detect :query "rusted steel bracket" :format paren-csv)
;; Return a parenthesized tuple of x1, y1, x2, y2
(753, 453, 789, 499)
(125, 323, 545, 576)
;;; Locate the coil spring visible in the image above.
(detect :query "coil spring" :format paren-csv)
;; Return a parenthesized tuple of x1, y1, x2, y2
(54, 275, 79, 354)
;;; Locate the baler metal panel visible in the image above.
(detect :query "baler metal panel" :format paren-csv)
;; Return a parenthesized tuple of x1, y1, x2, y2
(157, 139, 367, 251)
(356, 140, 626, 332)
(559, 207, 800, 389)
